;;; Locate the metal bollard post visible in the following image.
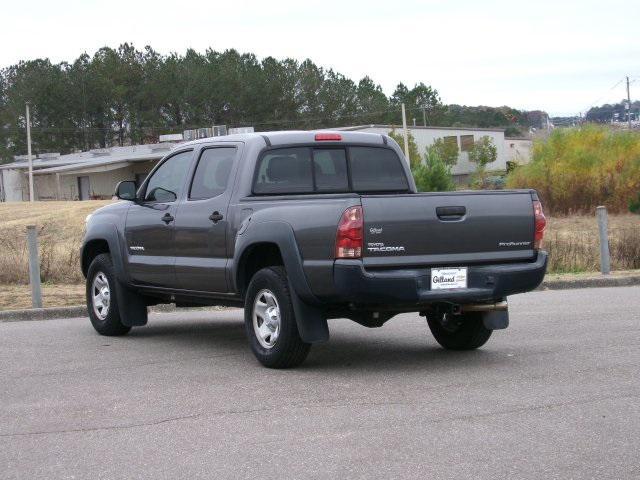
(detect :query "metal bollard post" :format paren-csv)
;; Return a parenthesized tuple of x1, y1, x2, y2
(596, 206, 611, 275)
(26, 225, 43, 308)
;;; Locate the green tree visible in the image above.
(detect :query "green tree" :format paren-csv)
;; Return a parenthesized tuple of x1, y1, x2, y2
(428, 137, 459, 166)
(389, 82, 444, 125)
(468, 136, 498, 188)
(468, 136, 497, 168)
(411, 148, 455, 192)
(388, 128, 420, 168)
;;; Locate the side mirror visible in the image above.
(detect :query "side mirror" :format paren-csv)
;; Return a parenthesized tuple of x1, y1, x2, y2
(115, 181, 137, 201)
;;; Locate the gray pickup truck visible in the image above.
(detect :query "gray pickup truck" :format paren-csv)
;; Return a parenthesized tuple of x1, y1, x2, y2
(81, 130, 548, 368)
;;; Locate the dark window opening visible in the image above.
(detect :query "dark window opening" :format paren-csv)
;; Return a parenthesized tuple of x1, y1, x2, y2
(349, 147, 409, 192)
(460, 135, 474, 152)
(252, 146, 408, 195)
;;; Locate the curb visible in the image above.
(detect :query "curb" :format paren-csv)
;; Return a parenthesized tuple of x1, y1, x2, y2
(2, 275, 639, 322)
(538, 275, 640, 291)
(0, 306, 87, 322)
(0, 303, 231, 323)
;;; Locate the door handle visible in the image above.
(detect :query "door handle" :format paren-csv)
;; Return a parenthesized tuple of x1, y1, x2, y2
(161, 213, 174, 224)
(436, 206, 466, 221)
(209, 211, 224, 223)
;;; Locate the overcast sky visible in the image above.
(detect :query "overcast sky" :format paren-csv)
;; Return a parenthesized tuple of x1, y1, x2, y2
(1, 0, 638, 116)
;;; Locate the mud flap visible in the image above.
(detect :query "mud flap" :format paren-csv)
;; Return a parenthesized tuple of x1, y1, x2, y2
(115, 281, 148, 327)
(483, 310, 509, 330)
(288, 279, 329, 344)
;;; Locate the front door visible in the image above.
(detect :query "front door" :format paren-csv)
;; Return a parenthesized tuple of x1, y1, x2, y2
(174, 146, 238, 293)
(77, 176, 90, 200)
(124, 150, 193, 288)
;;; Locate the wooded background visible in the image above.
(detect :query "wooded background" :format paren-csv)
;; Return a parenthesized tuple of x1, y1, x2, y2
(0, 44, 545, 160)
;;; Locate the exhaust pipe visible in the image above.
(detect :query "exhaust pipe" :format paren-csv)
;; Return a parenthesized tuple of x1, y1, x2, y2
(461, 301, 508, 312)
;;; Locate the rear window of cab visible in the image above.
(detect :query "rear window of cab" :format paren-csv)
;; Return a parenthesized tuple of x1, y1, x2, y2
(252, 146, 409, 195)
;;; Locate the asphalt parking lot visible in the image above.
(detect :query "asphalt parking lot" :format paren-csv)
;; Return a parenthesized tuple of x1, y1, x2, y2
(1, 286, 639, 479)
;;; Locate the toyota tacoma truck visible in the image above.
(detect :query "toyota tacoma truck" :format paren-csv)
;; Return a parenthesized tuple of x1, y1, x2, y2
(81, 130, 548, 368)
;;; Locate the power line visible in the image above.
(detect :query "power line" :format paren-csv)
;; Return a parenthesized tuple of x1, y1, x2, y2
(0, 103, 444, 134)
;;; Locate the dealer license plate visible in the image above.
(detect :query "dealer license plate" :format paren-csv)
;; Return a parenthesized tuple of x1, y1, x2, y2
(431, 267, 468, 290)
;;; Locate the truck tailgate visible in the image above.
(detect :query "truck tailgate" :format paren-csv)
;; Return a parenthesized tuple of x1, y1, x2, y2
(361, 191, 536, 268)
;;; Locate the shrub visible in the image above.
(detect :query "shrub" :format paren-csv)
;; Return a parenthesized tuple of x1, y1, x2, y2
(506, 125, 640, 214)
(411, 148, 455, 192)
(428, 138, 459, 166)
(388, 128, 421, 168)
(629, 192, 640, 214)
(468, 136, 497, 169)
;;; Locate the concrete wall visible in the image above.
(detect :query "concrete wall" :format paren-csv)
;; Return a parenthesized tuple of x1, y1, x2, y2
(1, 169, 26, 201)
(350, 126, 507, 176)
(505, 138, 533, 165)
(46, 161, 156, 200)
(0, 160, 158, 201)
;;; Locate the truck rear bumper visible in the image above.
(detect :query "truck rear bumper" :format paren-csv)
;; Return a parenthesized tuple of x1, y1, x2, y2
(333, 251, 548, 306)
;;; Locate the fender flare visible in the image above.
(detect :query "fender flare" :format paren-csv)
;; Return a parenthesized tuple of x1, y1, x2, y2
(233, 221, 329, 343)
(82, 223, 147, 327)
(81, 222, 129, 284)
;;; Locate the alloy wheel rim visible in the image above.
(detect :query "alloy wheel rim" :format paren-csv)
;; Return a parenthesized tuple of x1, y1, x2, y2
(252, 289, 281, 349)
(92, 272, 111, 321)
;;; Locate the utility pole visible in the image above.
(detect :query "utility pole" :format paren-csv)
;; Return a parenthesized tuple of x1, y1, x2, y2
(422, 107, 427, 127)
(401, 103, 410, 165)
(626, 76, 632, 129)
(26, 102, 34, 203)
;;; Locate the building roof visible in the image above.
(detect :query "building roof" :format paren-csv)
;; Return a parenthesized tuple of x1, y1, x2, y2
(0, 142, 177, 172)
(336, 124, 506, 133)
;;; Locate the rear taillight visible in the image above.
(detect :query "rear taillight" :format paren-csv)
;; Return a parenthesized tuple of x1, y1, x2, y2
(336, 206, 363, 259)
(533, 200, 546, 249)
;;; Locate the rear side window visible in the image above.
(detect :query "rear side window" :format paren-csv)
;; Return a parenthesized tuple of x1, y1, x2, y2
(254, 148, 313, 194)
(349, 147, 409, 192)
(189, 147, 236, 200)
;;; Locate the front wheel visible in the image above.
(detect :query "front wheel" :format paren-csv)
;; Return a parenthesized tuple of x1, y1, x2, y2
(86, 253, 131, 336)
(427, 311, 492, 350)
(244, 266, 311, 368)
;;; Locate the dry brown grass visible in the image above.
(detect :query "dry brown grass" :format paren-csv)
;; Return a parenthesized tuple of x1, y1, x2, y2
(0, 201, 112, 284)
(546, 214, 640, 273)
(0, 284, 85, 310)
(0, 201, 638, 308)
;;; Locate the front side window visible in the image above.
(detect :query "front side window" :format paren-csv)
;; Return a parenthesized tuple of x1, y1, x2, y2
(190, 147, 236, 200)
(144, 150, 193, 202)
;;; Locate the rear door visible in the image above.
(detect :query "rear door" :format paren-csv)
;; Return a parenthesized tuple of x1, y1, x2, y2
(173, 145, 239, 293)
(125, 149, 194, 287)
(361, 192, 535, 268)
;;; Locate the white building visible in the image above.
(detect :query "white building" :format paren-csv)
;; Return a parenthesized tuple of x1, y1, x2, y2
(0, 125, 532, 202)
(0, 126, 236, 202)
(0, 142, 177, 202)
(338, 125, 510, 180)
(505, 137, 533, 165)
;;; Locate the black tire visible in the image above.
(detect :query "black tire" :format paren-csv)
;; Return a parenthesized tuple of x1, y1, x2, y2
(86, 253, 131, 336)
(427, 311, 492, 350)
(244, 266, 311, 368)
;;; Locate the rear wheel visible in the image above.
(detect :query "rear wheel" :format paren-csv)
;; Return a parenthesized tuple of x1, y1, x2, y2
(86, 253, 131, 336)
(427, 311, 492, 350)
(244, 266, 311, 368)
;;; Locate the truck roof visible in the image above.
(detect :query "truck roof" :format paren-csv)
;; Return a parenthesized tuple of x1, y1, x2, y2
(181, 130, 389, 148)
